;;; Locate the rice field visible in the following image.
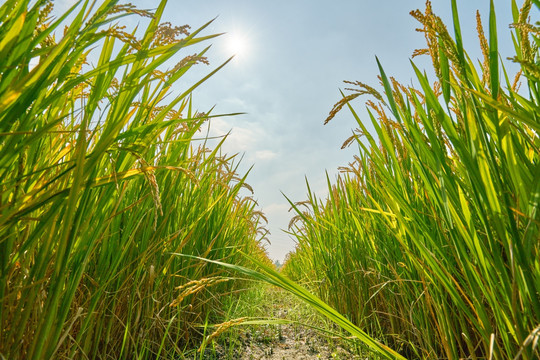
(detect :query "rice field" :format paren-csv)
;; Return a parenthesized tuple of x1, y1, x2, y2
(0, 1, 270, 358)
(1, 0, 539, 360)
(282, 1, 540, 359)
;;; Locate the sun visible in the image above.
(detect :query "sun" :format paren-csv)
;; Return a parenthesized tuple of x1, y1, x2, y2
(224, 32, 249, 59)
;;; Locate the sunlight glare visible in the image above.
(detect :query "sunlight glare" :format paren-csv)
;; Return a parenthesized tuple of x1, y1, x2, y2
(224, 32, 249, 61)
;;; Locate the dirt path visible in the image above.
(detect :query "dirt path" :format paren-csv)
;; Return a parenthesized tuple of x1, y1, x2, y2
(237, 321, 351, 360)
(209, 287, 363, 360)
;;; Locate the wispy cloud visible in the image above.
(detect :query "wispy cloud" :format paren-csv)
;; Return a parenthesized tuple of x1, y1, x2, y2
(254, 150, 277, 161)
(209, 117, 261, 153)
(53, 0, 78, 13)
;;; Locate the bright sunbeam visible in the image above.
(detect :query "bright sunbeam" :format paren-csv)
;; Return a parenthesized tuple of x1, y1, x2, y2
(224, 32, 249, 61)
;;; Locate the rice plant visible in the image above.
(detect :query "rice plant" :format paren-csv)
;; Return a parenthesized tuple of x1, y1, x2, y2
(0, 1, 269, 359)
(283, 0, 539, 359)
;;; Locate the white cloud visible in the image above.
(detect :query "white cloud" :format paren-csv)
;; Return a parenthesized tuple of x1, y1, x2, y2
(208, 117, 266, 154)
(53, 0, 78, 13)
(261, 203, 297, 262)
(221, 97, 248, 109)
(263, 203, 289, 215)
(254, 150, 277, 161)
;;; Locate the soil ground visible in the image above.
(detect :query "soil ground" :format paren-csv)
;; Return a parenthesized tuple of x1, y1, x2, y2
(203, 287, 367, 360)
(233, 320, 361, 360)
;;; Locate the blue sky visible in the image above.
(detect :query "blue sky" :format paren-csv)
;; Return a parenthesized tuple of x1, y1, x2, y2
(56, 0, 520, 261)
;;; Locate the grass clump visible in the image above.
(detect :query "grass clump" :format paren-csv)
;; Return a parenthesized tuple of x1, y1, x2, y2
(283, 0, 539, 359)
(0, 1, 270, 359)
